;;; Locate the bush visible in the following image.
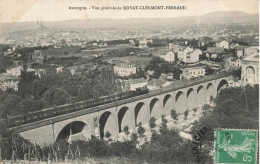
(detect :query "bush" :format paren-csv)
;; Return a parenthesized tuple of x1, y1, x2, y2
(184, 110, 189, 120)
(193, 108, 198, 113)
(131, 133, 138, 142)
(171, 109, 178, 120)
(149, 117, 156, 129)
(209, 95, 215, 103)
(137, 123, 145, 137)
(151, 130, 159, 141)
(123, 126, 130, 135)
(110, 140, 136, 157)
(159, 118, 169, 134)
(141, 129, 194, 163)
(202, 104, 211, 111)
(161, 115, 167, 124)
(105, 131, 111, 138)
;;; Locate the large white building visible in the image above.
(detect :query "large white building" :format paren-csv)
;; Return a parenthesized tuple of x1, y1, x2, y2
(241, 52, 259, 84)
(114, 64, 136, 77)
(178, 47, 201, 63)
(181, 66, 205, 79)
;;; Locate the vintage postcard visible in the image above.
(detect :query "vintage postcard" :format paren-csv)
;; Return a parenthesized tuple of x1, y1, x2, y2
(0, 0, 259, 163)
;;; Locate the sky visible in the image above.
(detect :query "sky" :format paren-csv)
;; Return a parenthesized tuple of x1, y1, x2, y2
(0, 0, 259, 23)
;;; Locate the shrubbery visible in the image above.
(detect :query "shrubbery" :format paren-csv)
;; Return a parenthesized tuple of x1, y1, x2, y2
(1, 85, 258, 163)
(149, 117, 156, 129)
(171, 109, 178, 120)
(184, 109, 189, 120)
(137, 123, 145, 137)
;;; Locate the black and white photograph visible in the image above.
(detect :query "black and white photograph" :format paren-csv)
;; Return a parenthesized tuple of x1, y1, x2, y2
(0, 0, 259, 163)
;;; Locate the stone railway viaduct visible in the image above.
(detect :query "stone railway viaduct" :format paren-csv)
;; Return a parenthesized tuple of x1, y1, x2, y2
(9, 72, 232, 145)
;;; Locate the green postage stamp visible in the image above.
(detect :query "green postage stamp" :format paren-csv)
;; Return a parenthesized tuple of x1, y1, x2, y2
(215, 129, 258, 164)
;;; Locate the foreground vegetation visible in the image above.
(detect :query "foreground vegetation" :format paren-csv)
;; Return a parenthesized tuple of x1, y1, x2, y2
(0, 85, 258, 163)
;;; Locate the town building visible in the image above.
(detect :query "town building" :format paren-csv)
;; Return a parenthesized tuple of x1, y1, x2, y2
(235, 46, 244, 58)
(114, 63, 136, 77)
(0, 73, 20, 91)
(216, 40, 229, 49)
(160, 51, 175, 63)
(241, 52, 259, 84)
(226, 57, 241, 69)
(56, 66, 64, 73)
(160, 73, 174, 81)
(181, 66, 205, 79)
(147, 79, 172, 91)
(206, 47, 225, 58)
(27, 68, 46, 78)
(178, 47, 201, 63)
(121, 78, 147, 91)
(139, 39, 148, 48)
(185, 49, 202, 63)
(244, 46, 259, 57)
(6, 66, 23, 77)
(229, 43, 239, 49)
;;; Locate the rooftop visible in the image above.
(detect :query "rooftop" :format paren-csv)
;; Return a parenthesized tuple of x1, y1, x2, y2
(206, 47, 225, 54)
(242, 52, 259, 62)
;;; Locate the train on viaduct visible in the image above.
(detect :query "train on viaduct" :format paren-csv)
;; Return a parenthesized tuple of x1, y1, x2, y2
(8, 71, 232, 145)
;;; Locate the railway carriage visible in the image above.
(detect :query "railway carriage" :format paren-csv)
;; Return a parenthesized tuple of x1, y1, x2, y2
(7, 87, 150, 127)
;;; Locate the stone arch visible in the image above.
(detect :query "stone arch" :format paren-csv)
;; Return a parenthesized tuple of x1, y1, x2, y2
(56, 121, 87, 142)
(118, 106, 134, 133)
(187, 88, 197, 110)
(197, 85, 206, 105)
(175, 91, 183, 102)
(134, 102, 148, 126)
(206, 83, 214, 103)
(174, 91, 186, 113)
(217, 79, 228, 93)
(99, 111, 114, 139)
(163, 94, 172, 116)
(150, 98, 161, 119)
(187, 88, 194, 98)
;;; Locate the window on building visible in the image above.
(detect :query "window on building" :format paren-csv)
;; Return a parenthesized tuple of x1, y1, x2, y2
(246, 66, 255, 77)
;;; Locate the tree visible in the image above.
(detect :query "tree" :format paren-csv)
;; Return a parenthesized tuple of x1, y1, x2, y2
(184, 110, 189, 120)
(190, 85, 259, 162)
(172, 67, 182, 80)
(232, 67, 241, 79)
(171, 109, 178, 120)
(43, 87, 70, 106)
(19, 98, 44, 114)
(123, 126, 130, 135)
(130, 133, 138, 142)
(0, 94, 21, 118)
(18, 71, 38, 98)
(193, 108, 198, 113)
(105, 131, 111, 138)
(202, 104, 211, 111)
(137, 123, 145, 137)
(161, 115, 167, 124)
(159, 116, 168, 134)
(149, 117, 156, 129)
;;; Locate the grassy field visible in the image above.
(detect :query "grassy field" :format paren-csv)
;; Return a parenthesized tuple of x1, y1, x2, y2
(64, 44, 137, 58)
(106, 56, 152, 67)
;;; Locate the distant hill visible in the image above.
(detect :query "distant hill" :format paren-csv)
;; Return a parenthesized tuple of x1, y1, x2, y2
(0, 11, 258, 33)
